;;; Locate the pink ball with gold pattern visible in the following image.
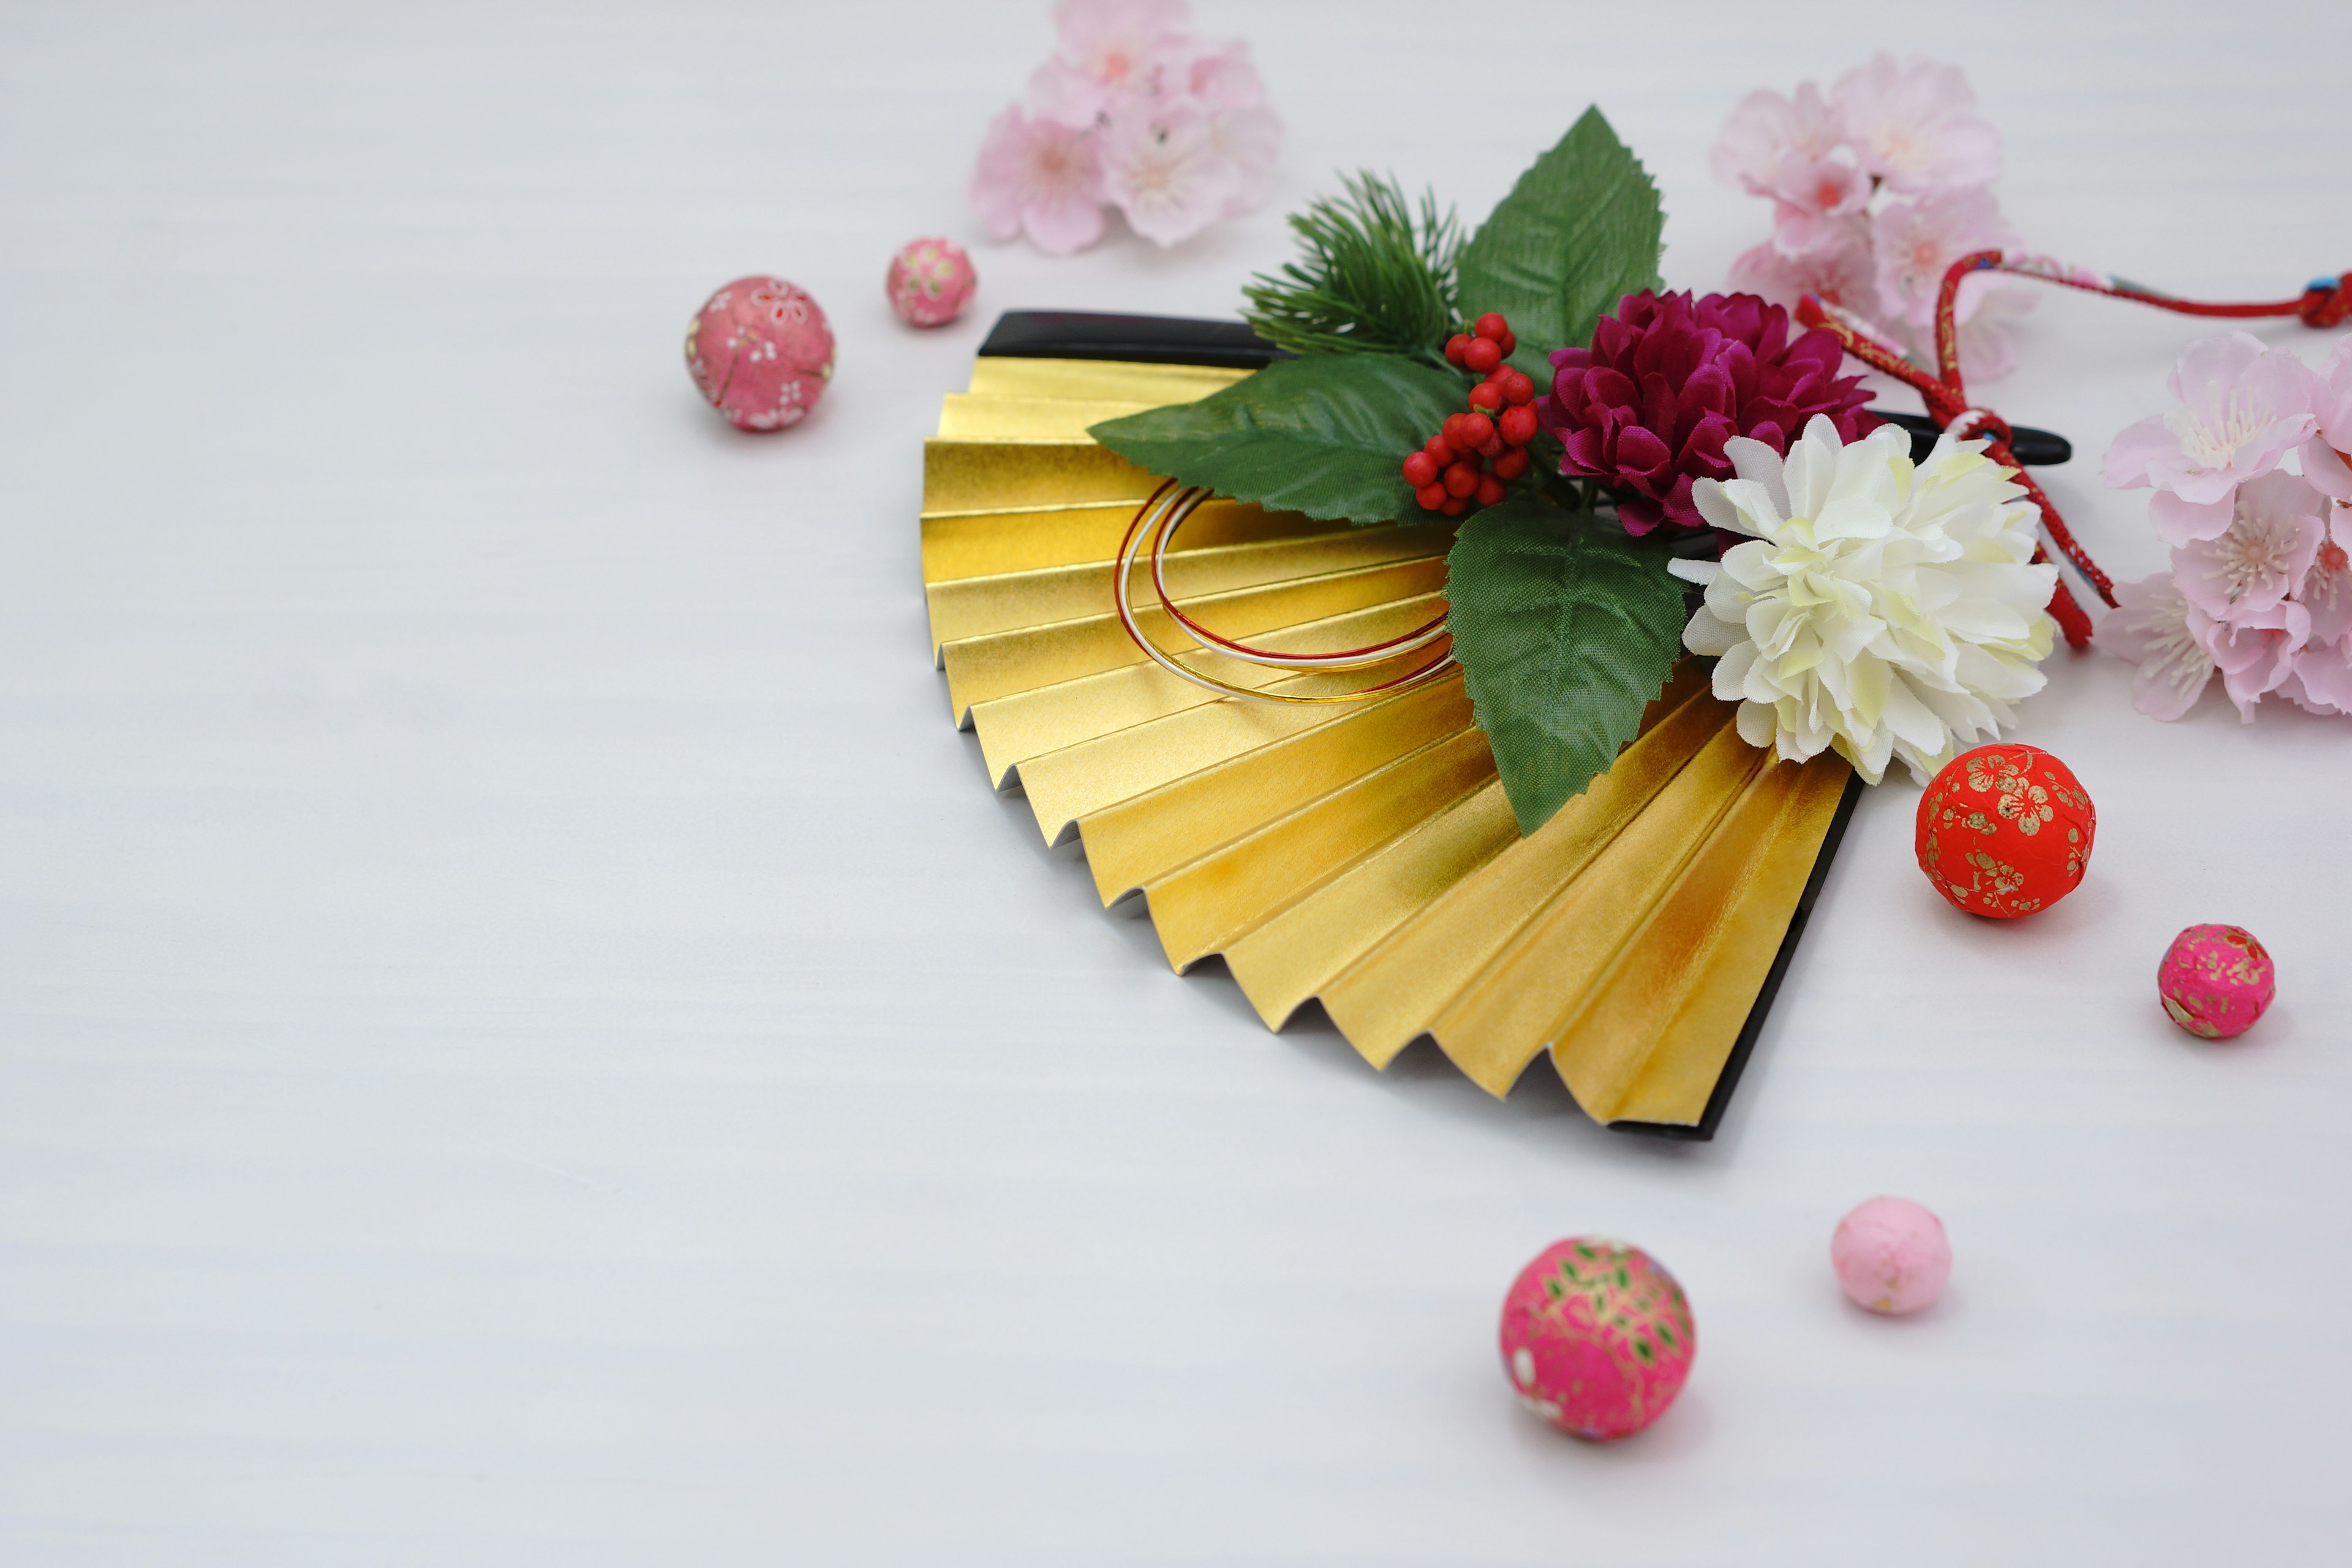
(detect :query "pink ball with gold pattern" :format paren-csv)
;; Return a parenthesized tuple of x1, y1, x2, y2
(1499, 1237, 1695, 1441)
(684, 276, 834, 432)
(1831, 1196, 1951, 1315)
(886, 237, 978, 328)
(2159, 924, 2276, 1039)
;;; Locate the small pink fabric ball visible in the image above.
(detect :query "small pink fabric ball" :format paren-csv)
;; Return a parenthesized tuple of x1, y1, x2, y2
(886, 237, 978, 328)
(1498, 1237, 1695, 1441)
(2159, 924, 2276, 1039)
(1831, 1197, 1951, 1316)
(684, 276, 834, 432)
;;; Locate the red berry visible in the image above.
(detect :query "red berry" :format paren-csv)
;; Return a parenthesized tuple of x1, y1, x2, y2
(1442, 412, 1474, 448)
(1459, 412, 1494, 448)
(1444, 333, 1472, 367)
(1468, 381, 1502, 413)
(1501, 369, 1537, 405)
(1415, 480, 1449, 510)
(1475, 473, 1507, 507)
(1443, 460, 1480, 498)
(1423, 437, 1456, 469)
(1474, 436, 1499, 461)
(1499, 405, 1539, 446)
(1402, 450, 1439, 488)
(1499, 330, 1517, 356)
(1463, 336, 1502, 374)
(1474, 312, 1510, 342)
(1440, 496, 1469, 517)
(1493, 447, 1531, 480)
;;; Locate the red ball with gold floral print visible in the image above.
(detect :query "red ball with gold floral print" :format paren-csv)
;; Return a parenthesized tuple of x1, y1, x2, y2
(1913, 744, 2096, 919)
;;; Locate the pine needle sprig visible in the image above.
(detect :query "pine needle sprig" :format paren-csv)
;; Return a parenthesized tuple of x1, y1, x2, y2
(1243, 172, 1463, 364)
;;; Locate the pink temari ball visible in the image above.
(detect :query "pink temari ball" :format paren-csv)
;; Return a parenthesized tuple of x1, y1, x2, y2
(886, 236, 977, 328)
(1831, 1196, 1951, 1316)
(2159, 924, 2275, 1040)
(1498, 1237, 1695, 1441)
(684, 276, 834, 432)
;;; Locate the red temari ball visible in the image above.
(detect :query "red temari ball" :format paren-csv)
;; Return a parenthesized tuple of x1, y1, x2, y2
(1914, 744, 2095, 919)
(1498, 1237, 1695, 1442)
(684, 276, 834, 432)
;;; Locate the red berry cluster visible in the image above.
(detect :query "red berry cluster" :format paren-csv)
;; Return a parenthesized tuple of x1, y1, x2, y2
(1400, 313, 1542, 515)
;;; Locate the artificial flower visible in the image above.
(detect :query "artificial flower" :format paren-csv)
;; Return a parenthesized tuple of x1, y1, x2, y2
(2093, 574, 2218, 721)
(1727, 220, 1887, 330)
(968, 104, 1107, 255)
(1869, 187, 2019, 332)
(1539, 291, 1877, 535)
(2193, 598, 2310, 722)
(1831, 53, 2001, 195)
(1028, 0, 1194, 125)
(2101, 333, 2318, 544)
(2280, 516, 2352, 712)
(1671, 417, 2058, 785)
(1098, 98, 1240, 247)
(1708, 84, 1844, 198)
(2301, 334, 2352, 502)
(2169, 470, 2326, 624)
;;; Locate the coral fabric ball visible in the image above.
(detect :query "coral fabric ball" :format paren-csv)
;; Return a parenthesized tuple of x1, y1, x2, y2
(684, 276, 834, 432)
(2159, 924, 2276, 1039)
(1831, 1197, 1951, 1315)
(1498, 1237, 1695, 1441)
(886, 237, 978, 328)
(1914, 743, 2095, 918)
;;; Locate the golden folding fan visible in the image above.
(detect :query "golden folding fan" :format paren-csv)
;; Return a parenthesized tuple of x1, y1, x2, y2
(922, 315, 1860, 1138)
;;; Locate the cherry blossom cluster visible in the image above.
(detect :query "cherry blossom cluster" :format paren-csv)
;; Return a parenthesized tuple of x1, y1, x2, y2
(968, 0, 1281, 256)
(2096, 334, 2352, 721)
(1709, 55, 2034, 383)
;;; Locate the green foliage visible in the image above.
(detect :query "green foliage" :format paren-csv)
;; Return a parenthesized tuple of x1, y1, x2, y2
(1444, 496, 1689, 834)
(1088, 354, 1469, 526)
(1457, 107, 1665, 379)
(1242, 172, 1463, 363)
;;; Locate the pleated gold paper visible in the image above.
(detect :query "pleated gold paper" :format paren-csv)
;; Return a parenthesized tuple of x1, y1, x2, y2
(923, 355, 1853, 1132)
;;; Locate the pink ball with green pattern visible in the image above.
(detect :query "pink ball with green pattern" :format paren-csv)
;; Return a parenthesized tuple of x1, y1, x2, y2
(1499, 1237, 1696, 1441)
(886, 237, 978, 328)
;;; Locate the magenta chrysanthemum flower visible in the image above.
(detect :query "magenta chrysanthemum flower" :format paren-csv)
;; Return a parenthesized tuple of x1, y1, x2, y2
(1537, 290, 1877, 535)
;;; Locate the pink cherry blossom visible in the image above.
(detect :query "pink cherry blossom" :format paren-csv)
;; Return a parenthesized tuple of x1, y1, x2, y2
(2102, 333, 2320, 544)
(2094, 574, 2217, 721)
(968, 104, 1107, 256)
(1098, 98, 1240, 247)
(1728, 218, 1886, 326)
(2301, 334, 2352, 502)
(2284, 518, 2352, 712)
(1870, 188, 2018, 331)
(1765, 152, 1872, 253)
(2169, 470, 2327, 624)
(1028, 0, 1195, 125)
(1832, 53, 2002, 195)
(2192, 598, 2311, 722)
(1709, 83, 1843, 197)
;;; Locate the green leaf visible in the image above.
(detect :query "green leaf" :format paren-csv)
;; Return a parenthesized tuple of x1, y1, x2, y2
(1088, 354, 1467, 526)
(1456, 106, 1665, 379)
(1446, 496, 1688, 834)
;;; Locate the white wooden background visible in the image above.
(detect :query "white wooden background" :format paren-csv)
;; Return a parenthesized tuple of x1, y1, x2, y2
(3, 1, 2347, 1559)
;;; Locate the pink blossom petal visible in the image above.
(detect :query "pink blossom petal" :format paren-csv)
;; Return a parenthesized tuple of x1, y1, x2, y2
(1832, 53, 2002, 195)
(2149, 488, 2238, 546)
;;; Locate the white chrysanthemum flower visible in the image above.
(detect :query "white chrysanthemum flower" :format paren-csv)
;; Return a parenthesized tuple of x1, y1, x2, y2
(1669, 414, 2059, 785)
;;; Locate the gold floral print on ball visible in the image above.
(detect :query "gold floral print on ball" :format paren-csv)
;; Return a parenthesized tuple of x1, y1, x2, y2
(1913, 743, 2096, 919)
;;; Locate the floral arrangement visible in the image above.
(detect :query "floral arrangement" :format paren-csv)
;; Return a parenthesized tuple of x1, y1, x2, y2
(2096, 333, 2352, 719)
(1711, 55, 2036, 382)
(968, 0, 1282, 255)
(1088, 109, 2065, 835)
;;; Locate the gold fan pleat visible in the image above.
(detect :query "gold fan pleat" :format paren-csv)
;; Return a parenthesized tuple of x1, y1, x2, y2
(922, 356, 1852, 1130)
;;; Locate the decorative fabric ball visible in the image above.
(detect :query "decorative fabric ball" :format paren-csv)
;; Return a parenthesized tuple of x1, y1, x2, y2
(886, 237, 978, 328)
(684, 276, 834, 432)
(1831, 1196, 1951, 1315)
(1498, 1237, 1695, 1441)
(2159, 924, 2275, 1039)
(1914, 743, 2095, 918)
